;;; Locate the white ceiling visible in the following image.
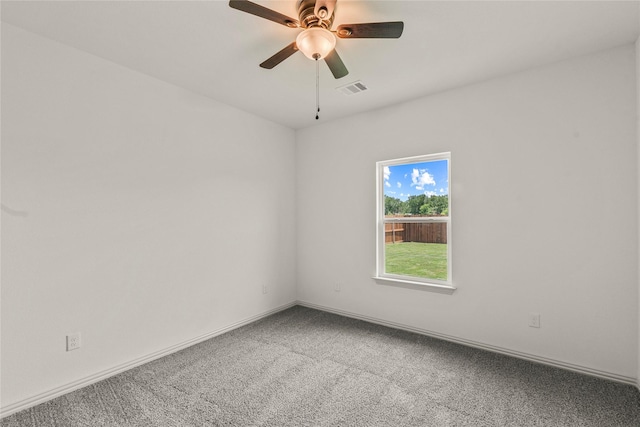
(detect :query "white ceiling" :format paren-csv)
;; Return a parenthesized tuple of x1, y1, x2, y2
(2, 0, 639, 129)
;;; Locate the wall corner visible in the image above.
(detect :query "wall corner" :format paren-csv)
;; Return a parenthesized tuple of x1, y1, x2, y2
(636, 34, 640, 391)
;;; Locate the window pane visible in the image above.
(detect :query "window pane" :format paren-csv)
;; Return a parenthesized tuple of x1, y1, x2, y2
(384, 224, 448, 281)
(383, 160, 449, 218)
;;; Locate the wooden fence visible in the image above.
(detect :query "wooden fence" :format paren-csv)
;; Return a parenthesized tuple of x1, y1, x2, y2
(385, 222, 447, 244)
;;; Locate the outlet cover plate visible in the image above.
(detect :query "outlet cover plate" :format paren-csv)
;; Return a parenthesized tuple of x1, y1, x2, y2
(67, 333, 81, 351)
(529, 314, 541, 328)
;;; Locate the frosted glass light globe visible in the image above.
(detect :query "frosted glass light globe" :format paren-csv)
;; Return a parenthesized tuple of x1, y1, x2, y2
(296, 27, 336, 60)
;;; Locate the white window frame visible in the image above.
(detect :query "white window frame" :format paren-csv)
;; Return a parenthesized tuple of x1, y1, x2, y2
(374, 153, 455, 293)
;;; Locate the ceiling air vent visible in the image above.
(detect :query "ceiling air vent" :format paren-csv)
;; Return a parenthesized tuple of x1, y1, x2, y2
(336, 80, 368, 96)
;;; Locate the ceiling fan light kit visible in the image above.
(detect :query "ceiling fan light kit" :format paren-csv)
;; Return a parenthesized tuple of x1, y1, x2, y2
(229, 0, 404, 119)
(296, 27, 336, 60)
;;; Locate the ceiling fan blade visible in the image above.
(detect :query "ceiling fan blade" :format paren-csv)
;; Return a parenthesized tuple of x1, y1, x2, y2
(324, 49, 348, 79)
(260, 42, 299, 69)
(229, 0, 299, 28)
(336, 22, 404, 39)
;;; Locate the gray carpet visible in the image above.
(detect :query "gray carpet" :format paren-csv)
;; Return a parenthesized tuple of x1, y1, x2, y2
(2, 305, 640, 426)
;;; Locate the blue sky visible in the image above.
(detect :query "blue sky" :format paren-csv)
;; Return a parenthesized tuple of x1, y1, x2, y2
(383, 160, 448, 201)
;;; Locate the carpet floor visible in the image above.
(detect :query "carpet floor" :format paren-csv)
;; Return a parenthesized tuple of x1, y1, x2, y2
(2, 305, 640, 426)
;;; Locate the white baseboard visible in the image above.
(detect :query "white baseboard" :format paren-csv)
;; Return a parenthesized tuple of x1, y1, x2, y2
(296, 300, 638, 387)
(0, 301, 297, 419)
(3, 299, 637, 419)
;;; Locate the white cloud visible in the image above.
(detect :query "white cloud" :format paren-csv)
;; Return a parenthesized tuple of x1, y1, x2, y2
(397, 182, 402, 188)
(411, 168, 436, 189)
(425, 191, 438, 197)
(411, 168, 419, 183)
(383, 166, 391, 189)
(439, 188, 445, 193)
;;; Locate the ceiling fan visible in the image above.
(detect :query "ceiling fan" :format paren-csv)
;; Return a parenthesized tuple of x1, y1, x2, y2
(229, 0, 404, 79)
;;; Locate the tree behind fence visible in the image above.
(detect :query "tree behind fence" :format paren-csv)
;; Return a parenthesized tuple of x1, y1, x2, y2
(385, 222, 447, 244)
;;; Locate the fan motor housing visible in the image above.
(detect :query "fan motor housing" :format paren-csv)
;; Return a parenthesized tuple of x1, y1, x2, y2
(297, 0, 334, 29)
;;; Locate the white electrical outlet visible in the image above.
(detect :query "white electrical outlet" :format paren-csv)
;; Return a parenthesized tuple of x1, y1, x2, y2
(66, 333, 81, 351)
(262, 284, 268, 294)
(529, 313, 541, 328)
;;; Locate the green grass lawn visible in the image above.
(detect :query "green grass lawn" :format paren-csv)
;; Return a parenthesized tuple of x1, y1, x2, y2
(385, 242, 448, 280)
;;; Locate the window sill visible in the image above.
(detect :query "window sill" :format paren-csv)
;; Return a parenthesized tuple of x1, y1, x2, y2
(372, 276, 456, 294)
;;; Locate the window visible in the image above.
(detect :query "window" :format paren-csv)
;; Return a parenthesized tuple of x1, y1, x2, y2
(375, 153, 453, 291)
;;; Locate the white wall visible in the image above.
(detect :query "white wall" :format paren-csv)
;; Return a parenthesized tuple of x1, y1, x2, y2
(637, 35, 640, 389)
(1, 24, 297, 410)
(296, 45, 638, 381)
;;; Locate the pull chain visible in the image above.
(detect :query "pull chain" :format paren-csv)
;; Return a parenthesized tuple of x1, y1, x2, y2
(315, 55, 320, 120)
